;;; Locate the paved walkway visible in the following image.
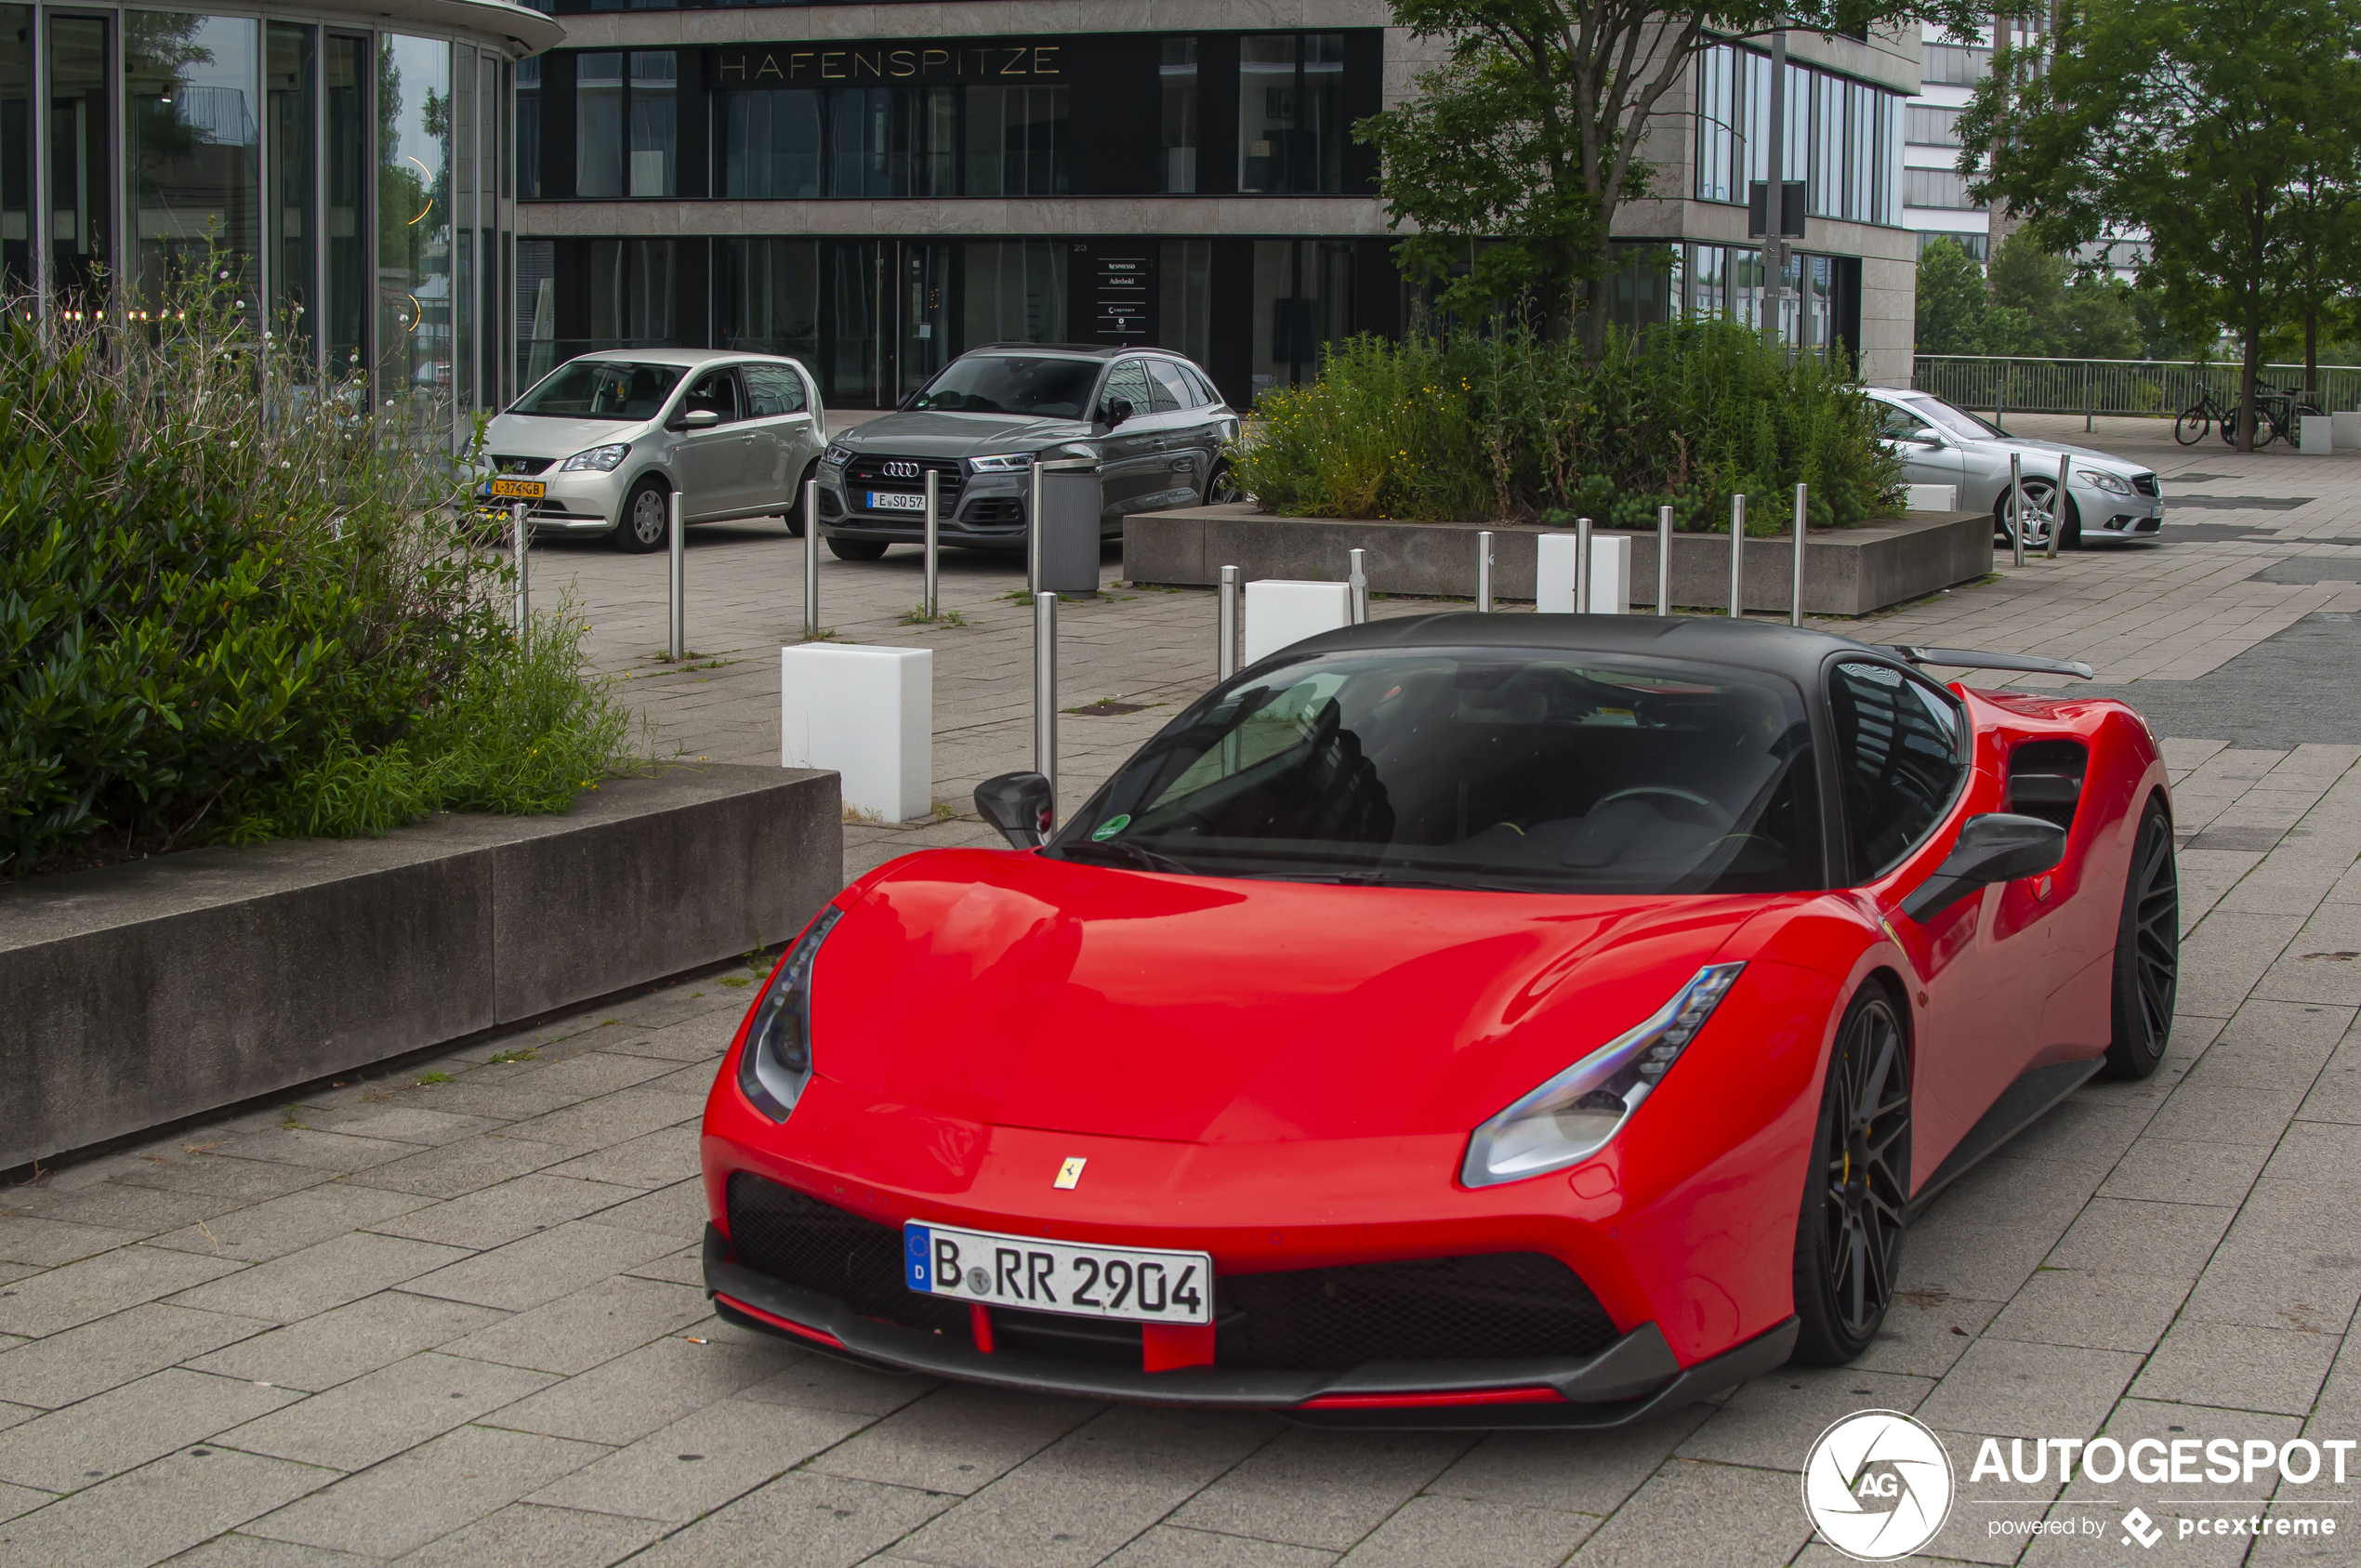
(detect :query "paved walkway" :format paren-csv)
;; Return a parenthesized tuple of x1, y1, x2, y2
(9, 419, 2361, 1565)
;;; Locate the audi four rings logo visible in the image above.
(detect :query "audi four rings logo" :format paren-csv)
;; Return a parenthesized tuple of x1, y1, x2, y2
(882, 460, 921, 479)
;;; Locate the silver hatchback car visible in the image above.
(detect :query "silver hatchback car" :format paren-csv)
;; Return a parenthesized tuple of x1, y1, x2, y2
(482, 349, 827, 551)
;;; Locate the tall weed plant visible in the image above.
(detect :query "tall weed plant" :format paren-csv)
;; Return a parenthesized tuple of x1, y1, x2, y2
(1231, 319, 1903, 534)
(0, 267, 645, 877)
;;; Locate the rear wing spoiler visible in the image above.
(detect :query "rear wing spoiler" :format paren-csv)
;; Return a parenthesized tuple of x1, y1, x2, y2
(1886, 645, 2096, 681)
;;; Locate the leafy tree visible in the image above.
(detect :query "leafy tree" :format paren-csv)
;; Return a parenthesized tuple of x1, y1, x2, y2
(1915, 237, 1993, 354)
(1960, 0, 2361, 448)
(1360, 0, 1974, 355)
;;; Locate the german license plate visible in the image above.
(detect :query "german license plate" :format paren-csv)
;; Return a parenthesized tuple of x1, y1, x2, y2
(904, 1221, 1210, 1324)
(867, 490, 926, 511)
(487, 477, 546, 500)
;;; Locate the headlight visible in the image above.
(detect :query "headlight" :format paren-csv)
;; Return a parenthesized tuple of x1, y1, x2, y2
(969, 453, 1033, 473)
(823, 443, 853, 468)
(736, 905, 845, 1120)
(1460, 962, 1746, 1188)
(560, 442, 630, 473)
(2080, 469, 2132, 495)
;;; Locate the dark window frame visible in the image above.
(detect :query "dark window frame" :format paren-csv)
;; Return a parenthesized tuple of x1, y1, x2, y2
(1823, 655, 1970, 884)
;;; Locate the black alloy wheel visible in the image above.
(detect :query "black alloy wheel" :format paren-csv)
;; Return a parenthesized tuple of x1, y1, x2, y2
(1204, 460, 1241, 506)
(2104, 800, 2179, 1079)
(614, 478, 669, 553)
(1791, 987, 1912, 1365)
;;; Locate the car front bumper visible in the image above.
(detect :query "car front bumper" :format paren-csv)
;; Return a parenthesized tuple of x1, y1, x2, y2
(816, 466, 1030, 550)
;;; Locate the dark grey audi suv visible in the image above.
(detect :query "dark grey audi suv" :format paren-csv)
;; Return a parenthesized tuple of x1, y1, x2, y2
(813, 344, 1242, 560)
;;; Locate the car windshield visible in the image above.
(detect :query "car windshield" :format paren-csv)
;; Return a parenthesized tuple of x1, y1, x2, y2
(1906, 394, 2003, 441)
(1053, 650, 1824, 894)
(511, 361, 686, 420)
(906, 355, 1101, 418)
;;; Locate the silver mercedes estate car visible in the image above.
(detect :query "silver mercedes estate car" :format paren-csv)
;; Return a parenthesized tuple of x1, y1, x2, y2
(1869, 387, 2164, 549)
(814, 344, 1241, 560)
(482, 349, 825, 551)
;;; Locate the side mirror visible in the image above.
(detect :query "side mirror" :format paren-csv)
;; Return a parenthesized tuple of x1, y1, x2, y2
(1899, 812, 2066, 923)
(677, 408, 721, 429)
(1101, 397, 1133, 429)
(975, 771, 1054, 849)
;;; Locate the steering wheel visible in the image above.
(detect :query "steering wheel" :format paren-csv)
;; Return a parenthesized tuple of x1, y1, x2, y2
(1593, 785, 1734, 828)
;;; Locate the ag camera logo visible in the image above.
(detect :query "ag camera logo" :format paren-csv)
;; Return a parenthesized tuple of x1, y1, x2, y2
(1802, 1411, 1955, 1561)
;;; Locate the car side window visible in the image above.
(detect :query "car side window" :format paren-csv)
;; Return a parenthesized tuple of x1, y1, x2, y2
(743, 365, 807, 417)
(1145, 360, 1194, 413)
(1184, 365, 1223, 408)
(1100, 360, 1154, 421)
(1827, 660, 1967, 878)
(683, 370, 740, 424)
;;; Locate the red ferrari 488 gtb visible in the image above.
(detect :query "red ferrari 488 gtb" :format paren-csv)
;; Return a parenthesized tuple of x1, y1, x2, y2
(701, 614, 2177, 1427)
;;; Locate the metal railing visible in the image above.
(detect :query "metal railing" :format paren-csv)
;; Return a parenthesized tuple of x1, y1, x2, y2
(1911, 355, 2361, 422)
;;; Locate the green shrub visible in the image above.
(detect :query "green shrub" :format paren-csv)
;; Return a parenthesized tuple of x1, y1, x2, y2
(0, 275, 644, 877)
(1228, 319, 1904, 533)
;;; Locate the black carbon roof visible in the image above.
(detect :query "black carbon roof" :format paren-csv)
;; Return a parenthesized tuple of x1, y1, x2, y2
(1281, 612, 1892, 684)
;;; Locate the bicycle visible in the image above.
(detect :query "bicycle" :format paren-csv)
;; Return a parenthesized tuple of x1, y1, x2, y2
(2178, 382, 2324, 447)
(2172, 389, 2225, 445)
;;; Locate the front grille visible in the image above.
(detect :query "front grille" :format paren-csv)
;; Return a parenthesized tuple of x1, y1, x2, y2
(844, 455, 965, 514)
(1219, 1253, 1619, 1371)
(2132, 473, 2160, 497)
(724, 1174, 968, 1336)
(961, 497, 1025, 528)
(492, 455, 554, 476)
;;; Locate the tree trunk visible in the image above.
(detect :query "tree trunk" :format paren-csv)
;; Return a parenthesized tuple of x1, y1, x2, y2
(2306, 307, 2320, 406)
(2238, 319, 2262, 454)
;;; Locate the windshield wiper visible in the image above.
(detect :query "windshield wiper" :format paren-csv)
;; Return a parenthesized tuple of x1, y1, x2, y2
(1053, 839, 1199, 876)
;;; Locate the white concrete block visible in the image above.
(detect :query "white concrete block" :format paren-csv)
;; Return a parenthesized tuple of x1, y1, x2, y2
(1906, 483, 1958, 512)
(1588, 534, 1632, 613)
(2333, 411, 2361, 449)
(1244, 580, 1352, 665)
(2302, 415, 2333, 455)
(1536, 534, 1577, 613)
(780, 644, 931, 823)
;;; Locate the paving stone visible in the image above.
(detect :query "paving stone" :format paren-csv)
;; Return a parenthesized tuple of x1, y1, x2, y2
(297, 1108, 503, 1149)
(0, 1301, 269, 1412)
(1915, 1337, 2143, 1440)
(497, 1087, 707, 1154)
(157, 1534, 376, 1565)
(621, 1470, 951, 1568)
(2097, 1139, 2274, 1207)
(0, 1369, 300, 1494)
(212, 1127, 429, 1173)
(436, 1275, 707, 1376)
(588, 1179, 707, 1239)
(19, 1184, 256, 1237)
(893, 1439, 1247, 1568)
(216, 1352, 558, 1471)
(163, 1233, 471, 1325)
(738, 1346, 940, 1416)
(1422, 1409, 1704, 1520)
(387, 1502, 664, 1568)
(527, 1397, 864, 1522)
(186, 1290, 507, 1393)
(1335, 1495, 1594, 1568)
(399, 1222, 682, 1312)
(1907, 1423, 2066, 1566)
(1678, 1365, 1935, 1471)
(1921, 1155, 2104, 1236)
(0, 1444, 333, 1568)
(1101, 1527, 1339, 1568)
(804, 1382, 1101, 1497)
(0, 1218, 146, 1269)
(538, 1126, 704, 1190)
(363, 1175, 637, 1250)
(2143, 1082, 2313, 1146)
(149, 1186, 435, 1265)
(1893, 1220, 2056, 1303)
(0, 1246, 244, 1338)
(1995, 1099, 2152, 1173)
(340, 1133, 583, 1200)
(1563, 1457, 1809, 1567)
(1167, 1430, 1472, 1552)
(2130, 1321, 2341, 1416)
(244, 1424, 607, 1559)
(1986, 1268, 2191, 1353)
(622, 1245, 704, 1286)
(108, 1154, 336, 1205)
(481, 1331, 795, 1443)
(1855, 1288, 2003, 1378)
(2180, 1231, 2361, 1335)
(2026, 1398, 2304, 1567)
(2044, 1198, 2235, 1277)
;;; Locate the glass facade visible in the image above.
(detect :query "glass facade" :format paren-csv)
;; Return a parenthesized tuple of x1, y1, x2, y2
(1158, 38, 1195, 194)
(719, 81, 1066, 199)
(1, 7, 30, 296)
(1693, 41, 1902, 227)
(577, 51, 675, 198)
(1238, 33, 1345, 194)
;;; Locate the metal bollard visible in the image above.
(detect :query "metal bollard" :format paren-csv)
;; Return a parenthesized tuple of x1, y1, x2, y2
(667, 491, 685, 660)
(1728, 494, 1746, 620)
(802, 477, 821, 638)
(922, 468, 940, 619)
(1348, 548, 1369, 625)
(1789, 482, 1808, 627)
(2084, 377, 2094, 434)
(1575, 517, 1593, 614)
(1035, 591, 1059, 824)
(1476, 531, 1494, 613)
(2010, 452, 2025, 568)
(511, 502, 530, 639)
(1217, 565, 1240, 679)
(2048, 453, 2071, 560)
(1027, 460, 1046, 597)
(1656, 506, 1673, 616)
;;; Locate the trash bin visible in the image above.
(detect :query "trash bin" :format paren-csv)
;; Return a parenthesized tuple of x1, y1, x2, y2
(1035, 458, 1103, 594)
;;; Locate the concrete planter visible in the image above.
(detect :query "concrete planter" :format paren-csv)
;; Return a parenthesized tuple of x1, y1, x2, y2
(1125, 505, 1996, 618)
(0, 764, 841, 1170)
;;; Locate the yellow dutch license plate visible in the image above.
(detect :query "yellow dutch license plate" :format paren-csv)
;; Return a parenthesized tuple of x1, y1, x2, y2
(487, 477, 546, 500)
